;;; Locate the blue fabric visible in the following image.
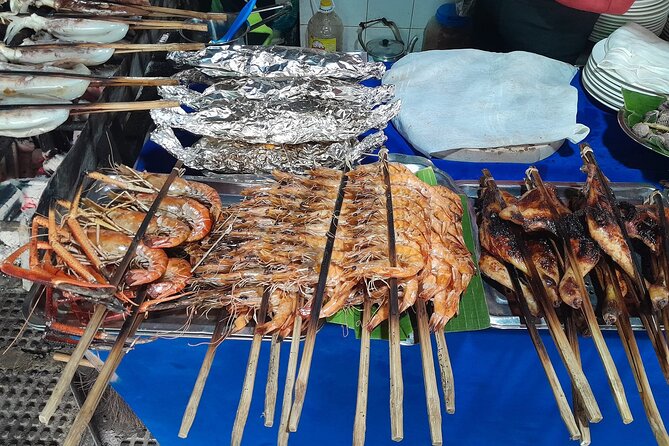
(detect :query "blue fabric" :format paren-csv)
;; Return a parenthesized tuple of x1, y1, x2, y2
(110, 327, 669, 446)
(119, 72, 669, 445)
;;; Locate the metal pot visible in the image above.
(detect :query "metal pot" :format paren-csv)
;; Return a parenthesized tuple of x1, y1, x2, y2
(357, 18, 418, 63)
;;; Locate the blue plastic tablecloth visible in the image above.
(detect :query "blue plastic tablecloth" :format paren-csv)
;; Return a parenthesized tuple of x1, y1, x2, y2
(112, 73, 669, 446)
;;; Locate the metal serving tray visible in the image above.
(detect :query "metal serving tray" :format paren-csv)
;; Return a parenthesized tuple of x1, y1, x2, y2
(21, 154, 462, 341)
(456, 179, 660, 331)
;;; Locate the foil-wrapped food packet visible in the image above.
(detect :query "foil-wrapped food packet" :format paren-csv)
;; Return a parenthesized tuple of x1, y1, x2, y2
(170, 74, 395, 108)
(150, 126, 386, 174)
(151, 89, 400, 144)
(167, 45, 386, 80)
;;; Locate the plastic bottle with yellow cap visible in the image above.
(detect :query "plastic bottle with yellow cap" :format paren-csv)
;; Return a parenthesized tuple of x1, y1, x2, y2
(306, 0, 343, 52)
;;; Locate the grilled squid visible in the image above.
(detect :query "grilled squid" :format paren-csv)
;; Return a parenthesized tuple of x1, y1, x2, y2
(0, 97, 69, 137)
(0, 61, 91, 100)
(0, 42, 114, 65)
(1, 13, 129, 44)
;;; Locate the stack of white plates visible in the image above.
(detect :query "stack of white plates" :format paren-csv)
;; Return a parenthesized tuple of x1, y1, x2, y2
(590, 0, 669, 42)
(581, 38, 659, 111)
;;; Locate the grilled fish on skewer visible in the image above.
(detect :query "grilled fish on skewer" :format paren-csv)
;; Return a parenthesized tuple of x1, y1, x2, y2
(619, 202, 663, 253)
(558, 213, 601, 308)
(479, 251, 542, 317)
(583, 164, 636, 278)
(527, 236, 561, 307)
(499, 186, 570, 234)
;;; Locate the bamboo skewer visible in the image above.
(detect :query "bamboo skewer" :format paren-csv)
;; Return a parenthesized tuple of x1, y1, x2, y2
(288, 168, 348, 432)
(434, 330, 455, 414)
(39, 304, 106, 424)
(527, 166, 632, 424)
(415, 299, 443, 446)
(230, 289, 271, 446)
(0, 69, 178, 87)
(179, 313, 227, 438)
(353, 298, 372, 446)
(124, 19, 208, 31)
(381, 151, 404, 442)
(264, 334, 281, 427)
(10, 42, 204, 52)
(600, 261, 669, 445)
(277, 297, 303, 446)
(63, 287, 149, 446)
(507, 265, 581, 440)
(482, 170, 602, 424)
(565, 311, 591, 446)
(0, 100, 178, 114)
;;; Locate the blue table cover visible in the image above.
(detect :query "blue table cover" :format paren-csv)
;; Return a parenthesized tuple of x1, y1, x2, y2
(112, 73, 669, 446)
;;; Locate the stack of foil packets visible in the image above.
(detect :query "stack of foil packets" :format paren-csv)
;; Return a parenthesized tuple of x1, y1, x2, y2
(150, 45, 400, 174)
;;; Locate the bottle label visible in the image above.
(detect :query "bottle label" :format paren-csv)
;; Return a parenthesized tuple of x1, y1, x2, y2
(309, 36, 337, 52)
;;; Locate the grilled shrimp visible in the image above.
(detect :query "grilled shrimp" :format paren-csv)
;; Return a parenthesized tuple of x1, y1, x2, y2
(147, 258, 192, 300)
(83, 229, 168, 286)
(135, 194, 213, 242)
(104, 208, 191, 248)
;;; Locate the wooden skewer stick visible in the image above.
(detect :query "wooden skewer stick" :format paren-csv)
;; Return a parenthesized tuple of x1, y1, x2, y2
(528, 166, 632, 424)
(179, 313, 227, 438)
(434, 330, 455, 415)
(264, 334, 282, 427)
(415, 299, 443, 446)
(63, 289, 149, 446)
(277, 297, 304, 446)
(230, 289, 271, 446)
(40, 304, 106, 424)
(52, 352, 95, 369)
(353, 299, 372, 446)
(125, 19, 208, 31)
(507, 266, 581, 440)
(0, 100, 178, 114)
(12, 42, 204, 52)
(0, 70, 178, 87)
(483, 170, 601, 423)
(601, 262, 669, 446)
(288, 168, 348, 432)
(379, 150, 404, 442)
(565, 311, 591, 446)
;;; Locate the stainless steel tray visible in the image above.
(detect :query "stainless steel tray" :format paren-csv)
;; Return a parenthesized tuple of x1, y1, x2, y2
(457, 179, 660, 331)
(21, 154, 463, 341)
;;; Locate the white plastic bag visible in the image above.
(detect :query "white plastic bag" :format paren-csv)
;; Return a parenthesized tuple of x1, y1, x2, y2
(382, 49, 589, 157)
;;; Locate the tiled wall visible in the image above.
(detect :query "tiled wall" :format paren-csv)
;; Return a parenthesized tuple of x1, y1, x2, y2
(299, 0, 448, 52)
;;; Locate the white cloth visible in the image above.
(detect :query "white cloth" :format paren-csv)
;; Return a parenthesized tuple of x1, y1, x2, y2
(382, 49, 589, 157)
(599, 23, 669, 93)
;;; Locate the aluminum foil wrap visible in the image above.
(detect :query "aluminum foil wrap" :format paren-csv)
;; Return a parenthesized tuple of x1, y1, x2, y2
(150, 126, 386, 174)
(151, 85, 400, 144)
(171, 74, 396, 108)
(167, 45, 386, 80)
